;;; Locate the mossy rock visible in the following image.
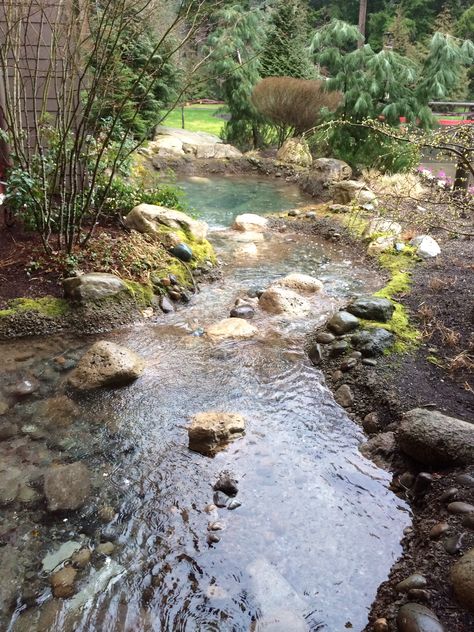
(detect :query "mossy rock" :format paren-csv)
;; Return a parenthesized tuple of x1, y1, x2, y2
(0, 297, 70, 319)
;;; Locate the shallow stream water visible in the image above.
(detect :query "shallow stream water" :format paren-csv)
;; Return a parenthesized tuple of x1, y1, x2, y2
(0, 176, 410, 632)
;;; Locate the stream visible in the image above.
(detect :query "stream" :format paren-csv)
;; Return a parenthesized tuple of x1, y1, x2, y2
(0, 175, 410, 632)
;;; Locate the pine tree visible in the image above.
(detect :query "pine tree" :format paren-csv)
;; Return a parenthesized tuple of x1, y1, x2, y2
(259, 0, 315, 79)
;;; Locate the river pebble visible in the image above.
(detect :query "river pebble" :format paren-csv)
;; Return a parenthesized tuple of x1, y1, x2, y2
(96, 542, 115, 556)
(50, 566, 77, 598)
(396, 603, 444, 632)
(444, 533, 465, 555)
(439, 487, 458, 503)
(334, 385, 354, 408)
(214, 473, 238, 496)
(396, 573, 427, 592)
(448, 502, 474, 514)
(373, 618, 388, 632)
(429, 522, 450, 539)
(208, 521, 225, 531)
(315, 332, 335, 344)
(456, 474, 474, 488)
(213, 491, 229, 508)
(227, 499, 241, 510)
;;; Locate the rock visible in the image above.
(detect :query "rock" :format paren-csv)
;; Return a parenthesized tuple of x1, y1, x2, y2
(170, 243, 193, 262)
(331, 180, 377, 206)
(430, 522, 450, 539)
(340, 357, 357, 371)
(367, 236, 396, 256)
(362, 412, 381, 434)
(439, 487, 459, 503)
(332, 370, 344, 381)
(328, 203, 351, 213)
(206, 318, 258, 341)
(124, 203, 208, 243)
(248, 286, 264, 299)
(67, 341, 145, 390)
(208, 521, 225, 531)
(276, 137, 312, 167)
(399, 472, 416, 488)
(258, 286, 311, 317)
(188, 412, 245, 455)
(300, 158, 352, 198)
(230, 305, 255, 319)
(213, 491, 229, 508)
(445, 533, 465, 555)
(413, 473, 433, 496)
(150, 126, 242, 160)
(410, 235, 441, 259)
(36, 395, 80, 427)
(98, 505, 116, 523)
(71, 548, 92, 569)
(227, 499, 241, 510)
(0, 422, 18, 441)
(315, 332, 335, 344)
(360, 432, 396, 466)
(347, 296, 395, 322)
(365, 217, 402, 238)
(328, 340, 349, 357)
(462, 514, 474, 530)
(373, 618, 389, 632)
(327, 311, 359, 335)
(451, 548, 474, 612)
(398, 408, 474, 466)
(448, 502, 474, 514)
(334, 384, 354, 408)
(396, 574, 427, 593)
(362, 358, 378, 366)
(351, 328, 394, 357)
(232, 213, 269, 232)
(207, 533, 220, 545)
(214, 473, 238, 496)
(271, 273, 323, 294)
(0, 468, 22, 505)
(63, 273, 127, 302)
(396, 603, 444, 632)
(44, 462, 91, 511)
(96, 542, 115, 556)
(457, 474, 474, 488)
(50, 566, 77, 598)
(160, 296, 175, 313)
(308, 343, 323, 366)
(408, 589, 431, 602)
(13, 378, 39, 397)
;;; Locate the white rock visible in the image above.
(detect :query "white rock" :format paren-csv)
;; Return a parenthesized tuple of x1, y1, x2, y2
(365, 217, 402, 238)
(232, 214, 269, 233)
(367, 236, 395, 256)
(272, 273, 323, 294)
(410, 235, 441, 258)
(259, 286, 311, 317)
(125, 203, 208, 243)
(206, 318, 258, 340)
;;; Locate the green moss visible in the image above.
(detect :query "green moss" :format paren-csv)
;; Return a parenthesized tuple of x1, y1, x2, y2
(124, 281, 154, 306)
(0, 297, 70, 318)
(340, 210, 369, 237)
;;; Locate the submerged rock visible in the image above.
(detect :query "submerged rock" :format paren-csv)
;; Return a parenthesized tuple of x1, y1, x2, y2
(398, 408, 474, 466)
(327, 311, 359, 335)
(44, 462, 91, 511)
(63, 273, 127, 302)
(232, 213, 269, 233)
(206, 318, 258, 341)
(68, 341, 145, 390)
(259, 286, 311, 317)
(125, 203, 208, 243)
(271, 273, 323, 294)
(50, 566, 77, 599)
(347, 296, 394, 322)
(188, 412, 245, 455)
(396, 603, 444, 632)
(451, 548, 474, 612)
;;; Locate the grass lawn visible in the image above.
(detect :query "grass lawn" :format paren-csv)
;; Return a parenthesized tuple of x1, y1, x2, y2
(160, 104, 225, 136)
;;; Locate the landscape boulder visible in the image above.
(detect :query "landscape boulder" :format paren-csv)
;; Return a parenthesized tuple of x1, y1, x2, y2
(300, 158, 352, 199)
(276, 138, 312, 168)
(63, 273, 127, 302)
(188, 412, 245, 455)
(272, 273, 323, 294)
(206, 318, 258, 340)
(232, 214, 269, 233)
(259, 286, 311, 317)
(347, 297, 394, 322)
(410, 235, 441, 258)
(150, 126, 242, 160)
(44, 462, 91, 512)
(451, 548, 474, 613)
(398, 408, 474, 466)
(351, 328, 394, 356)
(124, 203, 208, 242)
(330, 180, 377, 206)
(367, 236, 395, 256)
(365, 217, 402, 238)
(67, 341, 145, 390)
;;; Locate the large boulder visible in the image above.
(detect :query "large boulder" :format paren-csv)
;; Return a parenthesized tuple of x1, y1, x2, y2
(44, 462, 91, 511)
(124, 203, 208, 243)
(206, 318, 258, 341)
(232, 214, 269, 233)
(67, 341, 145, 390)
(63, 273, 127, 302)
(398, 408, 474, 466)
(150, 126, 242, 160)
(451, 548, 474, 613)
(330, 180, 377, 206)
(347, 297, 395, 322)
(300, 158, 352, 199)
(276, 138, 312, 168)
(259, 286, 311, 317)
(272, 273, 323, 294)
(188, 412, 245, 455)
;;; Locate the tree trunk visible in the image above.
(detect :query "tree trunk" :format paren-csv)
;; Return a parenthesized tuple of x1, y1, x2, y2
(358, 0, 368, 47)
(453, 159, 469, 191)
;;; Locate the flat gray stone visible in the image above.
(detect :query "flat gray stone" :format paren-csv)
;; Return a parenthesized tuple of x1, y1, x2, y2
(347, 296, 395, 322)
(327, 311, 359, 335)
(63, 273, 127, 302)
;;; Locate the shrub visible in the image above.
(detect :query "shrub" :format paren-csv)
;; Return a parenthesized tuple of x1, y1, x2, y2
(251, 77, 341, 146)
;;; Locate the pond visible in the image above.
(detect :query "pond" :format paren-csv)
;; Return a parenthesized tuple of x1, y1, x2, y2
(0, 177, 409, 632)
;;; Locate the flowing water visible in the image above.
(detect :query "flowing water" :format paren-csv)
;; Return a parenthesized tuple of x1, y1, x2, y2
(0, 176, 410, 632)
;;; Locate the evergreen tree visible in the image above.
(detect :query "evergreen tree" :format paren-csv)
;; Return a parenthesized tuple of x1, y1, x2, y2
(260, 0, 315, 79)
(206, 4, 267, 149)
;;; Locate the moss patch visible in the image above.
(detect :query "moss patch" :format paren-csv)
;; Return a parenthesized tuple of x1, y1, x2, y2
(123, 281, 154, 306)
(0, 297, 70, 319)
